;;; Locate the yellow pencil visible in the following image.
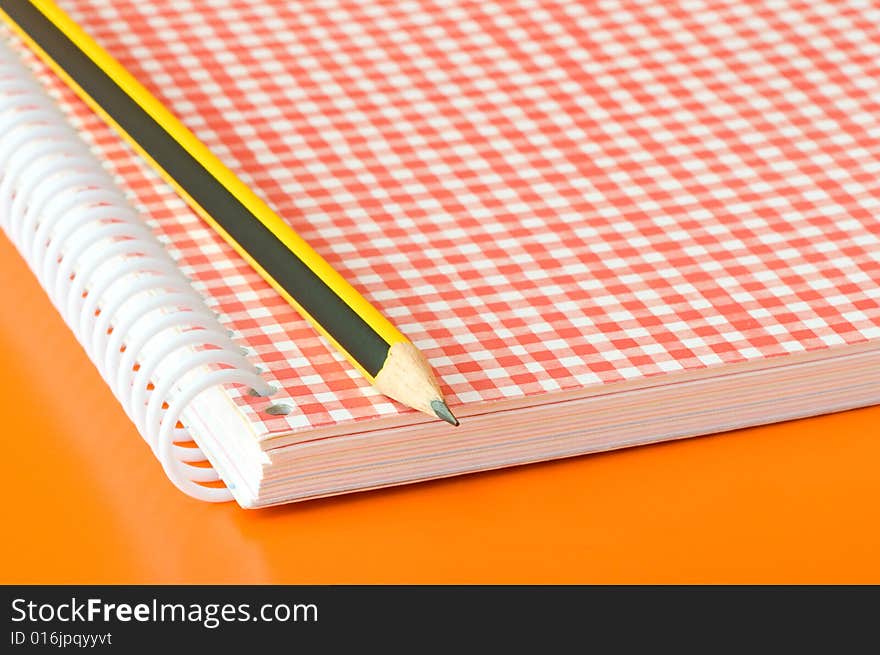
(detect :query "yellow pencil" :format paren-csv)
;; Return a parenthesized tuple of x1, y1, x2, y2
(0, 0, 458, 425)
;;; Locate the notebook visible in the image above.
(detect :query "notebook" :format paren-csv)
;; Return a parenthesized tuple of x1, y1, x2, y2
(1, 0, 878, 507)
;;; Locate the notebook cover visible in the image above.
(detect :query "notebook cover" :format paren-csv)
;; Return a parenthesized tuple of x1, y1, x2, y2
(14, 0, 880, 436)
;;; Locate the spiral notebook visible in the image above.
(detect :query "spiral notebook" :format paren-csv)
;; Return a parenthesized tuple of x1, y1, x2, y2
(2, 0, 879, 507)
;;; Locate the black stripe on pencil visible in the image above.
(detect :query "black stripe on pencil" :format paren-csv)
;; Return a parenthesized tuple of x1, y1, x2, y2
(4, 0, 391, 377)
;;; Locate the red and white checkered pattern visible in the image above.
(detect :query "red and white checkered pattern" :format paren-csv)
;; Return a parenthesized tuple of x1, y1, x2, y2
(18, 0, 880, 434)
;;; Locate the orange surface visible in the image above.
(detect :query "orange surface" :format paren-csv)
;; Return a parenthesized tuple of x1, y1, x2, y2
(1, 232, 878, 584)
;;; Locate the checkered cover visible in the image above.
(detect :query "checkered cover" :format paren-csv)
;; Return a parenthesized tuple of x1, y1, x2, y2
(20, 0, 880, 434)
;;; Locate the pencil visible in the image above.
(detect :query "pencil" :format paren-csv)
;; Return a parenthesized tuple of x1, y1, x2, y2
(0, 0, 459, 426)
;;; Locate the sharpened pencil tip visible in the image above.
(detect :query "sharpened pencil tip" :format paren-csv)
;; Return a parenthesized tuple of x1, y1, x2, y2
(431, 399, 459, 426)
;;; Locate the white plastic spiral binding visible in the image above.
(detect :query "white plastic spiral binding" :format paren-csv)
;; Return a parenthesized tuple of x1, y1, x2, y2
(0, 41, 272, 501)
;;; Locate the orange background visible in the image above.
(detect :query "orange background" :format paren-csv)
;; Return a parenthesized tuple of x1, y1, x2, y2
(1, 232, 878, 584)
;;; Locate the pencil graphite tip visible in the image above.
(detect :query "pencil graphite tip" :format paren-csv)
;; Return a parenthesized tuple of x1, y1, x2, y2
(431, 399, 459, 426)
